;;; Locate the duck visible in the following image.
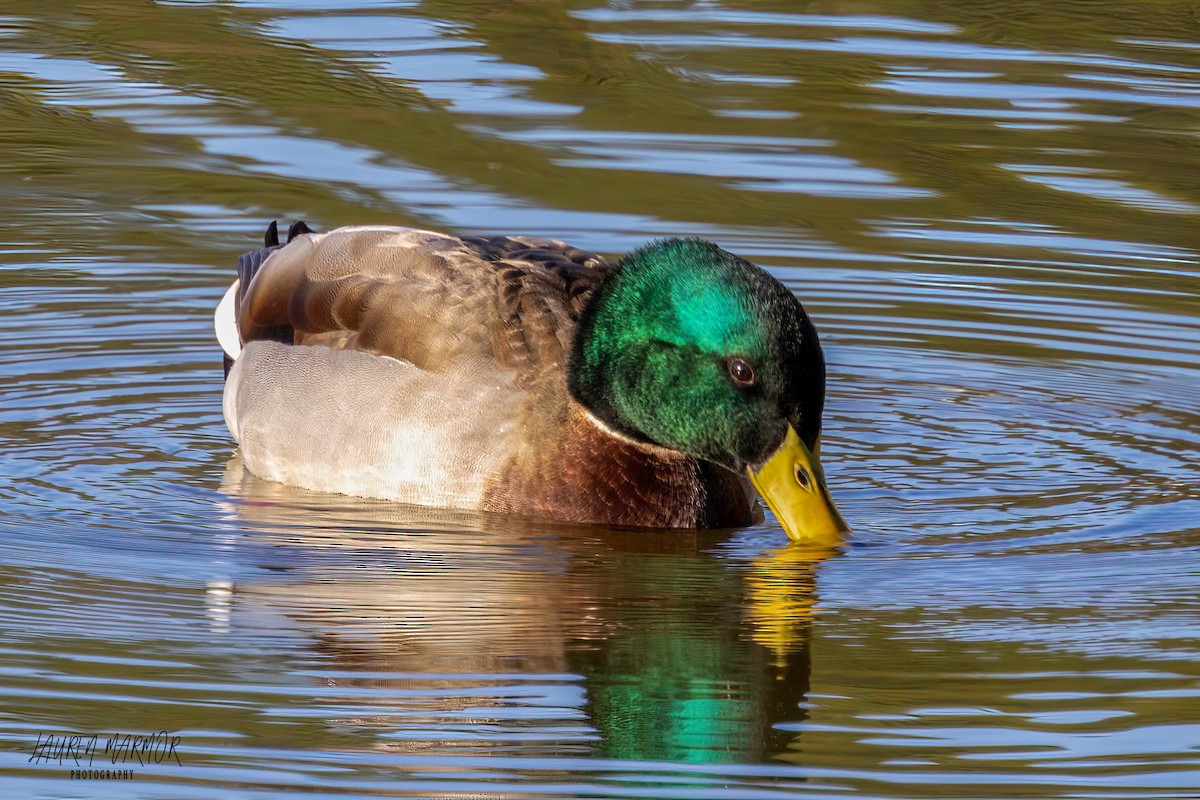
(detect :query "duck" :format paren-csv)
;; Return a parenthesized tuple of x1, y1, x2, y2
(215, 221, 847, 545)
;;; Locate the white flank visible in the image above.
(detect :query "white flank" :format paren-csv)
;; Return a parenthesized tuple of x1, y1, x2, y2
(224, 341, 523, 510)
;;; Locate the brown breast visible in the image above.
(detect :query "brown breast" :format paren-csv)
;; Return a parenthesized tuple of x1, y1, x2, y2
(483, 401, 757, 530)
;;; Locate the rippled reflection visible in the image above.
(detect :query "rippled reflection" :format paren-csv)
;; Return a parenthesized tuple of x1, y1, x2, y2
(217, 462, 821, 769)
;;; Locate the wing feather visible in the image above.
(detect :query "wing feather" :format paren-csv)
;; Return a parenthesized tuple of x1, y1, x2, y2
(234, 226, 611, 381)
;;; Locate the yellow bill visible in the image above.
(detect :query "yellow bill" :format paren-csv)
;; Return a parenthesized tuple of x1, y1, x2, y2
(748, 425, 848, 546)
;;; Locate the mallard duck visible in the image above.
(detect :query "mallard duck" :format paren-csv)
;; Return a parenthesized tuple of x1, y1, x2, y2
(216, 222, 847, 544)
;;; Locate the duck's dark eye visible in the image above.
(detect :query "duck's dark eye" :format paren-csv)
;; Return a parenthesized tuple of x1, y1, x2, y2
(727, 357, 756, 386)
(794, 465, 811, 488)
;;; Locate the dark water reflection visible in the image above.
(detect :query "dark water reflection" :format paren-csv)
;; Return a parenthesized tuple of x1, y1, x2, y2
(1, 0, 1198, 797)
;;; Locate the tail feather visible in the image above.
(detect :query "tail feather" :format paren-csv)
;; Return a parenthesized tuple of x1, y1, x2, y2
(215, 279, 242, 362)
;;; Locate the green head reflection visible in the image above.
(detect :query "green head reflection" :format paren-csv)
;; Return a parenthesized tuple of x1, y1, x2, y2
(567, 540, 825, 764)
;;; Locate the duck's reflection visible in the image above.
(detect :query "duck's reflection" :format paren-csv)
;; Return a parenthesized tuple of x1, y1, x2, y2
(217, 455, 828, 764)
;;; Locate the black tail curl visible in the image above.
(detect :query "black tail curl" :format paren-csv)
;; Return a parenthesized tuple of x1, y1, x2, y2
(260, 218, 313, 248)
(238, 219, 316, 300)
(287, 220, 313, 242)
(225, 220, 316, 377)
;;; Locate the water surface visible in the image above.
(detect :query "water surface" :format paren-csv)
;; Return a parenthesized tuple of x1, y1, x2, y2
(1, 1, 1198, 797)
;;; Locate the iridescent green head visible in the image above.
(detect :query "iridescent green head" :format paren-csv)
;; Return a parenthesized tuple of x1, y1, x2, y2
(568, 238, 846, 543)
(570, 237, 823, 468)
